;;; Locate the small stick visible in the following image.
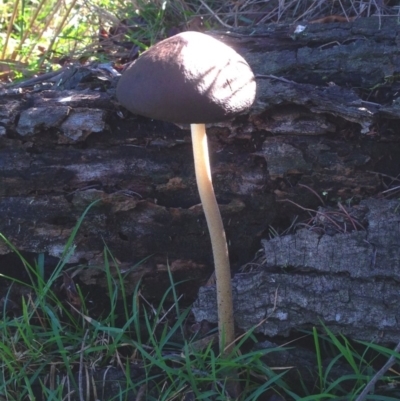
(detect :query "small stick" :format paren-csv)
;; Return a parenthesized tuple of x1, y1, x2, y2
(197, 0, 233, 29)
(8, 68, 66, 88)
(298, 183, 325, 206)
(255, 74, 296, 84)
(355, 340, 400, 401)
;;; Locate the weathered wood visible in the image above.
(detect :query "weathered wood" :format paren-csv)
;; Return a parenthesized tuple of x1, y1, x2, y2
(193, 198, 400, 344)
(0, 89, 272, 295)
(222, 16, 400, 89)
(0, 17, 399, 302)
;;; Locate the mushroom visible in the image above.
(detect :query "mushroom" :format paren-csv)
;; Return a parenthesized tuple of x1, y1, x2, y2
(116, 31, 256, 354)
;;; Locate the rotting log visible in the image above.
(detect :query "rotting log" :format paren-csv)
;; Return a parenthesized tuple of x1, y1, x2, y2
(193, 198, 400, 344)
(0, 17, 399, 303)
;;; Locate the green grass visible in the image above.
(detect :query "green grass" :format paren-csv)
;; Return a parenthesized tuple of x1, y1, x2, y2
(0, 202, 399, 400)
(0, 0, 194, 80)
(0, 202, 288, 400)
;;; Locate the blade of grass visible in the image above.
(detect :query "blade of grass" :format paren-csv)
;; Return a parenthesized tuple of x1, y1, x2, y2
(313, 326, 324, 391)
(43, 305, 78, 389)
(321, 322, 359, 374)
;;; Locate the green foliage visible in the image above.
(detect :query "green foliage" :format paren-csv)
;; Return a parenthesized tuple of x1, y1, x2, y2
(1, 201, 400, 400)
(0, 0, 192, 80)
(1, 200, 400, 399)
(1, 0, 96, 73)
(0, 201, 287, 400)
(289, 323, 400, 401)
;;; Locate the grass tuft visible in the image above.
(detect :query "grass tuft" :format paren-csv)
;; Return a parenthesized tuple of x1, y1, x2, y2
(0, 201, 288, 400)
(0, 202, 400, 400)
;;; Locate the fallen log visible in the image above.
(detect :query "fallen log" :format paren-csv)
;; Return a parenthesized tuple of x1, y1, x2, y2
(193, 198, 400, 344)
(0, 16, 399, 304)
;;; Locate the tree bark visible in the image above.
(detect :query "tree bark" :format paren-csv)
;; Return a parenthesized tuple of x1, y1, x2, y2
(193, 198, 400, 344)
(1, 17, 399, 310)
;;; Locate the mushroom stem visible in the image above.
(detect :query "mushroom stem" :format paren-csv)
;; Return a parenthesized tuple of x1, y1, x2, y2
(190, 123, 235, 355)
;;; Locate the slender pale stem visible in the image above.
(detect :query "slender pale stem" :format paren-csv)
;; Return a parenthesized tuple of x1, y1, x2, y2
(190, 123, 235, 354)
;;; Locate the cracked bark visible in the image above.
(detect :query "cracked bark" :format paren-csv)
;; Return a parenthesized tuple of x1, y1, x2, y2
(0, 17, 399, 310)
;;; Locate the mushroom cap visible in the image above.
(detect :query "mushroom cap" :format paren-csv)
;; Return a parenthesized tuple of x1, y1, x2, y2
(116, 31, 256, 124)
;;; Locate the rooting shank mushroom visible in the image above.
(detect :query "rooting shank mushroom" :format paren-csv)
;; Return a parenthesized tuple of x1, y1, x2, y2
(116, 31, 256, 354)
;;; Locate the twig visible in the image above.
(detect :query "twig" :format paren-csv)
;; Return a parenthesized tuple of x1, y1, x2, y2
(198, 0, 233, 29)
(298, 183, 325, 206)
(279, 198, 344, 232)
(360, 100, 380, 107)
(366, 171, 400, 183)
(135, 384, 147, 401)
(7, 68, 66, 88)
(381, 185, 400, 195)
(337, 202, 360, 231)
(255, 74, 297, 84)
(355, 339, 400, 401)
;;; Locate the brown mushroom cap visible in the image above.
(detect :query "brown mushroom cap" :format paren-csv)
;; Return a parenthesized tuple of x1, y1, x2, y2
(116, 31, 256, 124)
